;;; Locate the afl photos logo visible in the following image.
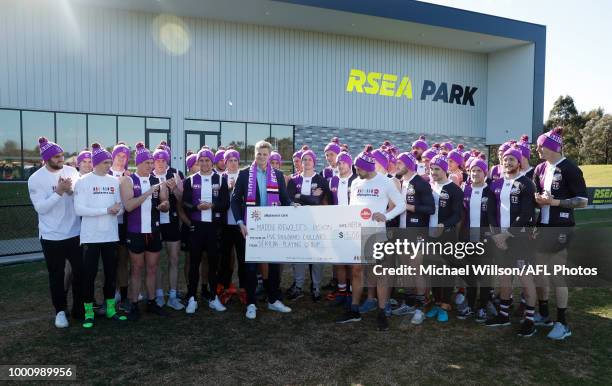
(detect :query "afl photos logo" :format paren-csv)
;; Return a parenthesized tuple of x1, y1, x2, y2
(360, 208, 372, 220)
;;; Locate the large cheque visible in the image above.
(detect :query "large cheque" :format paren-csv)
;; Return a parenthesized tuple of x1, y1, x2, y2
(245, 205, 371, 264)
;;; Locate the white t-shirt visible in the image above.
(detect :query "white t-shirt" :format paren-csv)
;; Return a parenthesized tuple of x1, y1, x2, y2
(417, 162, 426, 176)
(74, 173, 123, 244)
(195, 172, 213, 223)
(28, 165, 81, 240)
(399, 174, 416, 228)
(110, 167, 126, 224)
(349, 173, 405, 227)
(540, 157, 565, 225)
(500, 177, 516, 230)
(153, 168, 170, 224)
(336, 174, 352, 206)
(300, 173, 314, 195)
(469, 184, 486, 228)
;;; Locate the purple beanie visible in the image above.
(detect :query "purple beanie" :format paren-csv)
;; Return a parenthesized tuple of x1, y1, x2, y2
(153, 147, 170, 162)
(269, 151, 282, 163)
(498, 142, 512, 153)
(76, 149, 91, 165)
(301, 148, 317, 165)
(91, 143, 112, 167)
(412, 135, 428, 151)
(134, 142, 153, 165)
(469, 154, 488, 175)
(448, 149, 464, 166)
(336, 151, 353, 167)
(197, 147, 215, 162)
(159, 141, 171, 154)
(355, 146, 376, 172)
(38, 137, 63, 161)
(537, 127, 563, 153)
(371, 148, 389, 170)
(214, 148, 226, 164)
(441, 142, 454, 152)
(224, 148, 240, 163)
(112, 143, 130, 168)
(430, 154, 449, 173)
(502, 146, 522, 163)
(293, 149, 303, 160)
(185, 151, 198, 170)
(397, 152, 417, 172)
(324, 137, 342, 154)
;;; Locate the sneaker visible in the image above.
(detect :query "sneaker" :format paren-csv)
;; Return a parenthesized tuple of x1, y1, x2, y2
(384, 302, 392, 317)
(534, 313, 554, 327)
(392, 303, 417, 316)
(118, 299, 131, 312)
(185, 296, 198, 314)
(246, 304, 257, 320)
(388, 298, 399, 307)
(411, 309, 426, 325)
(166, 297, 185, 311)
(268, 300, 292, 313)
(485, 314, 510, 327)
(287, 287, 304, 301)
(209, 296, 227, 312)
(219, 290, 233, 305)
(335, 309, 361, 324)
(475, 308, 487, 323)
(358, 298, 378, 313)
(377, 311, 389, 331)
(425, 305, 440, 319)
(126, 303, 140, 321)
(312, 289, 322, 302)
(155, 296, 165, 308)
(457, 306, 474, 320)
(518, 319, 537, 337)
(547, 322, 572, 340)
(437, 308, 449, 323)
(55, 311, 69, 328)
(147, 301, 169, 316)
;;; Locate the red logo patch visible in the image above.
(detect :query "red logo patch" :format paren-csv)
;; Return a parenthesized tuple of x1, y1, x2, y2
(360, 208, 372, 220)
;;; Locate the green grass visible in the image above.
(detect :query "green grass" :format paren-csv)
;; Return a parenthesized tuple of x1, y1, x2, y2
(580, 164, 612, 187)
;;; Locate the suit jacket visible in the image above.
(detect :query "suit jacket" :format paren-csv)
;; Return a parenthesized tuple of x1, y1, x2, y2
(230, 166, 292, 223)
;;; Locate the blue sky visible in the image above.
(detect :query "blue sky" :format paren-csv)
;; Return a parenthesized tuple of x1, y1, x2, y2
(421, 0, 612, 117)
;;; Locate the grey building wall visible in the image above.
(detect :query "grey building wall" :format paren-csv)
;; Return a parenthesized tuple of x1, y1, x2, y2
(0, 1, 489, 164)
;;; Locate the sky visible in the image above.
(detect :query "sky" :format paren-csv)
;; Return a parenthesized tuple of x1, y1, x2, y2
(421, 0, 612, 118)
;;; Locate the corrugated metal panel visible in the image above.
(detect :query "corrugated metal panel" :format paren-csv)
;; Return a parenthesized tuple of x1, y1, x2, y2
(0, 1, 487, 156)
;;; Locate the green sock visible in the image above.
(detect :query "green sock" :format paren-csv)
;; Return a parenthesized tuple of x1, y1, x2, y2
(106, 299, 127, 321)
(83, 303, 94, 328)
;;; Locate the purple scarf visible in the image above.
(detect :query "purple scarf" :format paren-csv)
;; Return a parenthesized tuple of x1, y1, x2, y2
(246, 162, 280, 222)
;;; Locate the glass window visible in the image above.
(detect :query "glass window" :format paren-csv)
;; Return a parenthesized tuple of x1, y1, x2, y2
(246, 123, 271, 162)
(147, 132, 169, 151)
(204, 134, 219, 152)
(186, 133, 201, 154)
(22, 111, 54, 178)
(0, 109, 22, 180)
(56, 113, 86, 163)
(146, 117, 170, 131)
(88, 115, 117, 152)
(185, 120, 220, 132)
(221, 122, 246, 158)
(271, 125, 294, 172)
(117, 116, 144, 169)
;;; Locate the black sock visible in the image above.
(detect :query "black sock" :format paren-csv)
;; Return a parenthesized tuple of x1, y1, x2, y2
(557, 307, 567, 325)
(120, 286, 128, 300)
(539, 300, 549, 318)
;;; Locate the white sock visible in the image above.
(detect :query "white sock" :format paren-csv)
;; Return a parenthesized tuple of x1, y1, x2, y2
(169, 289, 177, 299)
(156, 288, 164, 298)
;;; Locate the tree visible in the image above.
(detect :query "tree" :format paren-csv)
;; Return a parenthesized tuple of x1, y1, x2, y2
(545, 95, 583, 163)
(580, 114, 612, 164)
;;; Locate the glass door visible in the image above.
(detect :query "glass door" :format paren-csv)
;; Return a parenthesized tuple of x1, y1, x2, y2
(146, 129, 170, 150)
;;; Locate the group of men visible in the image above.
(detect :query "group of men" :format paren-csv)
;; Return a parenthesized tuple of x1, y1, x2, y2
(28, 126, 587, 339)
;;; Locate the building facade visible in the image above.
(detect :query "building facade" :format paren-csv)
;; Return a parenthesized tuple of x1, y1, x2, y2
(0, 0, 545, 178)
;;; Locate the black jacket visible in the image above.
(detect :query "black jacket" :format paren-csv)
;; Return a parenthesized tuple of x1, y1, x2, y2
(230, 166, 292, 223)
(182, 172, 230, 224)
(287, 173, 329, 206)
(401, 174, 436, 228)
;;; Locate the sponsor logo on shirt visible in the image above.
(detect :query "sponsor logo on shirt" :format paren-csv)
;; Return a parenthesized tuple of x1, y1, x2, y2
(92, 186, 115, 194)
(360, 208, 372, 220)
